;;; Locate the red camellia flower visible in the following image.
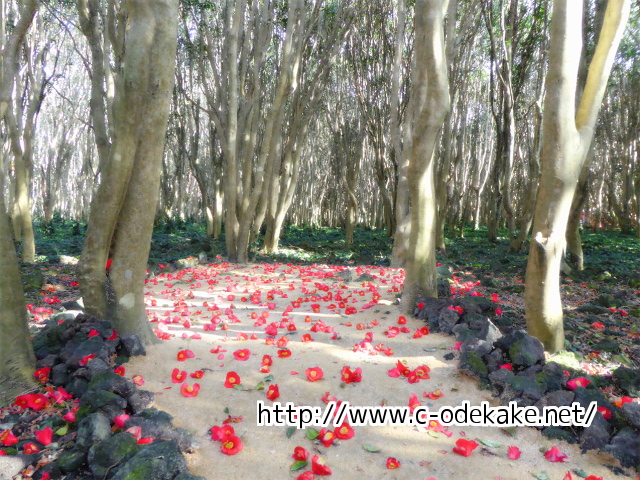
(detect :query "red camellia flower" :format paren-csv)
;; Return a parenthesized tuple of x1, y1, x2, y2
(276, 336, 289, 348)
(597, 406, 612, 419)
(499, 363, 513, 370)
(296, 472, 314, 480)
(507, 446, 521, 460)
(220, 434, 243, 455)
(414, 365, 430, 379)
(544, 445, 568, 462)
(23, 442, 40, 454)
(34, 367, 51, 383)
(452, 438, 479, 457)
(180, 382, 200, 398)
(190, 370, 205, 379)
(88, 329, 100, 338)
(114, 366, 126, 376)
(15, 393, 49, 411)
(35, 426, 54, 446)
(177, 349, 196, 362)
(566, 377, 590, 390)
(318, 428, 335, 447)
(233, 349, 251, 361)
(292, 446, 309, 461)
(341, 366, 362, 384)
(0, 430, 19, 446)
(334, 422, 354, 440)
(305, 367, 324, 382)
(171, 368, 187, 383)
(79, 354, 96, 366)
(63, 408, 78, 423)
(114, 414, 130, 429)
(386, 457, 401, 469)
(277, 349, 292, 358)
(266, 384, 280, 401)
(137, 437, 154, 445)
(591, 321, 605, 331)
(423, 390, 444, 400)
(311, 455, 332, 476)
(584, 476, 604, 480)
(613, 396, 633, 408)
(211, 424, 235, 441)
(132, 374, 145, 386)
(224, 371, 241, 388)
(397, 316, 407, 325)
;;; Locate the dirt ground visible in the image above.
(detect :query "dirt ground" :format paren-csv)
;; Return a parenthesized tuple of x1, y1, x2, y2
(125, 262, 637, 480)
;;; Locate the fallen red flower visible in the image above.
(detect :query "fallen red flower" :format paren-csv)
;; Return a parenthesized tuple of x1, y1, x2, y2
(452, 438, 479, 457)
(224, 371, 241, 388)
(132, 374, 145, 386)
(233, 348, 251, 361)
(190, 370, 205, 379)
(277, 349, 292, 358)
(211, 424, 235, 441)
(114, 366, 126, 376)
(544, 445, 568, 462)
(507, 446, 521, 460)
(266, 384, 280, 401)
(566, 377, 590, 390)
(35, 426, 54, 446)
(306, 367, 324, 382)
(220, 434, 243, 455)
(295, 472, 314, 480)
(79, 354, 96, 366)
(34, 367, 51, 383)
(318, 428, 335, 447)
(0, 430, 19, 446)
(311, 455, 332, 476)
(172, 368, 187, 383)
(386, 457, 401, 469)
(177, 349, 195, 362)
(334, 422, 354, 440)
(23, 442, 40, 454)
(180, 382, 200, 398)
(292, 446, 309, 461)
(114, 414, 130, 429)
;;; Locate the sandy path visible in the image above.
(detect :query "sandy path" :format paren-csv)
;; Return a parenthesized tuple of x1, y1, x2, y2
(125, 262, 635, 480)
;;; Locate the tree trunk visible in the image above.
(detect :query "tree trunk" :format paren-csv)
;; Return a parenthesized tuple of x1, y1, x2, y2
(0, 196, 36, 406)
(401, 0, 450, 313)
(78, 0, 178, 344)
(525, 0, 630, 353)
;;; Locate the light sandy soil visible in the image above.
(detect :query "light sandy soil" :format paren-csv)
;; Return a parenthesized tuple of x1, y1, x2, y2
(125, 262, 637, 480)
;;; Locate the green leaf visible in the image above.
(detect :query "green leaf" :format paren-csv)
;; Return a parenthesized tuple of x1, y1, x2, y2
(427, 431, 440, 438)
(500, 427, 517, 437)
(290, 460, 308, 471)
(55, 425, 69, 436)
(255, 381, 265, 391)
(306, 428, 319, 440)
(362, 444, 381, 452)
(533, 472, 550, 480)
(423, 347, 438, 352)
(263, 374, 275, 383)
(233, 384, 243, 390)
(477, 438, 502, 448)
(571, 469, 589, 478)
(613, 354, 632, 367)
(223, 407, 230, 414)
(286, 426, 296, 439)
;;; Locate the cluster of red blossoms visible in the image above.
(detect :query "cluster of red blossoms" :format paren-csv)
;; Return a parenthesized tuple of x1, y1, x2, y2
(387, 360, 431, 384)
(210, 424, 243, 455)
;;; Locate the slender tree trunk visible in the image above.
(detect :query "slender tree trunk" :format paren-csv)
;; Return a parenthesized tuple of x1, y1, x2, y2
(525, 0, 630, 353)
(401, 0, 450, 312)
(0, 196, 36, 406)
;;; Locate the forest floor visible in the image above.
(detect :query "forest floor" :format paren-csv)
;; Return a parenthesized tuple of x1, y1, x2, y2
(9, 223, 640, 479)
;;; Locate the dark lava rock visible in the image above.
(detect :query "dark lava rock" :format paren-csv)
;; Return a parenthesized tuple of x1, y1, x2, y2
(458, 296, 494, 314)
(110, 440, 187, 480)
(76, 413, 112, 451)
(57, 448, 88, 473)
(535, 390, 575, 410)
(576, 304, 610, 314)
(496, 330, 545, 367)
(538, 362, 567, 393)
(605, 428, 640, 470)
(65, 378, 89, 398)
(622, 401, 640, 430)
(438, 308, 461, 334)
(175, 474, 208, 480)
(573, 386, 614, 413)
(461, 338, 492, 357)
(484, 349, 508, 373)
(88, 371, 136, 399)
(488, 368, 515, 391)
(459, 350, 488, 380)
(80, 389, 127, 418)
(581, 412, 612, 452)
(35, 354, 59, 369)
(613, 366, 640, 397)
(125, 415, 196, 452)
(120, 334, 146, 357)
(88, 431, 142, 479)
(51, 363, 70, 386)
(415, 297, 452, 322)
(127, 390, 155, 414)
(86, 357, 112, 376)
(64, 336, 110, 367)
(543, 426, 577, 444)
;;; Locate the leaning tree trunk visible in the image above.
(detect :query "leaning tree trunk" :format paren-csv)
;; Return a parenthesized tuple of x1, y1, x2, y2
(524, 0, 630, 353)
(401, 0, 450, 313)
(0, 196, 36, 405)
(78, 0, 178, 345)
